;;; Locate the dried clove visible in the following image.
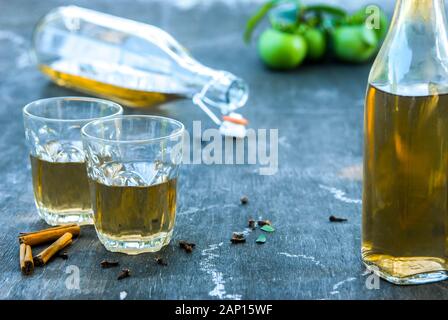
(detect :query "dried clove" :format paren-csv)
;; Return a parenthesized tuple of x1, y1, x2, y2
(155, 257, 168, 266)
(257, 220, 271, 227)
(57, 251, 69, 260)
(117, 268, 131, 280)
(179, 240, 196, 253)
(248, 218, 256, 229)
(231, 232, 246, 244)
(329, 215, 348, 223)
(240, 195, 249, 205)
(100, 260, 119, 268)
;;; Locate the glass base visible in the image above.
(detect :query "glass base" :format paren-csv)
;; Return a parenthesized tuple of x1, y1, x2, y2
(37, 206, 93, 226)
(96, 229, 173, 255)
(363, 259, 448, 285)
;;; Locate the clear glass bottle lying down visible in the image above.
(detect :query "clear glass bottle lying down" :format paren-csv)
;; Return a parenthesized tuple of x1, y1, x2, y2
(32, 6, 249, 137)
(363, 0, 448, 284)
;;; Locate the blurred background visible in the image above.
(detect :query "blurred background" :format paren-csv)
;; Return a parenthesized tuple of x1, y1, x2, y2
(8, 0, 448, 301)
(0, 0, 394, 136)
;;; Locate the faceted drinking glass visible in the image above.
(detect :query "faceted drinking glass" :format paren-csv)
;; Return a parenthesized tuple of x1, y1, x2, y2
(81, 115, 184, 254)
(23, 97, 123, 225)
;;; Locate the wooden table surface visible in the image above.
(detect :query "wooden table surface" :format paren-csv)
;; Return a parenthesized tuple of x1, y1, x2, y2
(1, 0, 447, 300)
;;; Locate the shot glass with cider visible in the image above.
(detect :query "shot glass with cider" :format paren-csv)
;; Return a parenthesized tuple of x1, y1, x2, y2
(81, 115, 184, 254)
(23, 97, 122, 225)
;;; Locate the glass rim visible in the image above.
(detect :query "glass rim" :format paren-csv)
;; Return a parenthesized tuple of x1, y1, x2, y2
(23, 96, 123, 123)
(81, 115, 185, 144)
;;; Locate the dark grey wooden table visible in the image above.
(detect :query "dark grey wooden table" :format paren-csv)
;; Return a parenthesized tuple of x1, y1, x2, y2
(1, 0, 447, 300)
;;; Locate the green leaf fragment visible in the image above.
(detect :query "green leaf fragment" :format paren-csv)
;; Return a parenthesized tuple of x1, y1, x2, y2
(269, 4, 301, 33)
(244, 0, 282, 43)
(304, 4, 347, 18)
(256, 234, 267, 243)
(260, 225, 275, 232)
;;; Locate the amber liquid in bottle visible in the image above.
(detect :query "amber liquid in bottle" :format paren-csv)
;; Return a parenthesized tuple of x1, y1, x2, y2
(39, 64, 180, 108)
(33, 6, 248, 115)
(362, 84, 448, 281)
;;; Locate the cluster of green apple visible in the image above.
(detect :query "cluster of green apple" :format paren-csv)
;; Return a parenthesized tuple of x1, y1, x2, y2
(244, 1, 389, 69)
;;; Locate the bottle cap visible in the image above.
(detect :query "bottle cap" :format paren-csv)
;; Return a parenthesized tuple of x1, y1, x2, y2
(219, 113, 248, 138)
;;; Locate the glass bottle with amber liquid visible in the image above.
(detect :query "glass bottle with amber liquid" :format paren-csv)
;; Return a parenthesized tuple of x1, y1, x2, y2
(363, 0, 448, 284)
(32, 6, 249, 137)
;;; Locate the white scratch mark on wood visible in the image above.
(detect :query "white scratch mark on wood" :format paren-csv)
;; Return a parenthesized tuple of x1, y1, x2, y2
(0, 30, 24, 45)
(338, 164, 363, 181)
(278, 136, 291, 149)
(329, 291, 339, 295)
(178, 204, 238, 216)
(200, 242, 242, 300)
(319, 185, 362, 204)
(0, 30, 31, 69)
(278, 252, 322, 266)
(241, 227, 255, 237)
(0, 191, 11, 203)
(330, 277, 357, 295)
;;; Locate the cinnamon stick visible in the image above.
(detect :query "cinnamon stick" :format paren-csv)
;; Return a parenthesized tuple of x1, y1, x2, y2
(19, 224, 80, 246)
(19, 243, 34, 275)
(33, 232, 73, 266)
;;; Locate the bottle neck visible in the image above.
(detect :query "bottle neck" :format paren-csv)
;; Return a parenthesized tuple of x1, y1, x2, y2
(369, 0, 448, 95)
(390, 0, 448, 56)
(179, 57, 248, 121)
(194, 69, 248, 112)
(392, 0, 446, 25)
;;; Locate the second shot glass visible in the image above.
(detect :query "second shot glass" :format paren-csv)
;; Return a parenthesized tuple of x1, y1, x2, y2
(23, 97, 123, 225)
(81, 115, 184, 254)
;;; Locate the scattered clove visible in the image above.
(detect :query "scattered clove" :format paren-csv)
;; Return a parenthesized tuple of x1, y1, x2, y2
(329, 215, 348, 222)
(248, 218, 256, 229)
(100, 260, 119, 268)
(231, 232, 246, 244)
(240, 195, 249, 205)
(155, 257, 168, 266)
(117, 268, 131, 280)
(257, 220, 271, 227)
(57, 251, 69, 260)
(179, 240, 196, 253)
